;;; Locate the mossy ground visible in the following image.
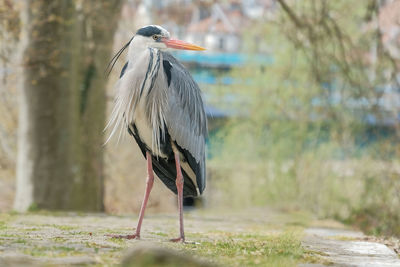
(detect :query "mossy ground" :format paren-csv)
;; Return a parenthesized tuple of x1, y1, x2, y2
(0, 209, 328, 266)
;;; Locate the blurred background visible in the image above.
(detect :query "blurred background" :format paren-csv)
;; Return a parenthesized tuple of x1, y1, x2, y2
(1, 0, 400, 237)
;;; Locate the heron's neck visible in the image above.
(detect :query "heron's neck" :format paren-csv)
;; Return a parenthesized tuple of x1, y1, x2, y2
(127, 36, 156, 61)
(138, 47, 161, 97)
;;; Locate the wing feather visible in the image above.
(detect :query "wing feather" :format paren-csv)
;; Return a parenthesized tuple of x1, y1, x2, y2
(160, 52, 207, 193)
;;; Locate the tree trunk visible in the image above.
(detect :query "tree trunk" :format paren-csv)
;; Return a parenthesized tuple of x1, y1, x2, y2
(14, 0, 122, 211)
(70, 0, 123, 211)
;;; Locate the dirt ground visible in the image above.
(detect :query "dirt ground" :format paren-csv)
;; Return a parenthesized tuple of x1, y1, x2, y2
(1, 208, 399, 266)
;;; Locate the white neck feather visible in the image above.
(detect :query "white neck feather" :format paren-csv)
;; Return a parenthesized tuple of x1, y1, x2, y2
(127, 36, 149, 62)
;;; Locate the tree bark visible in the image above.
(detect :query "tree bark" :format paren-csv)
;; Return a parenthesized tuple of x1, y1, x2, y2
(14, 0, 122, 211)
(70, 0, 123, 211)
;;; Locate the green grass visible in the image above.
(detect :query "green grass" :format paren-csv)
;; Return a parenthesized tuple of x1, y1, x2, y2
(42, 224, 78, 231)
(0, 221, 7, 231)
(302, 250, 333, 265)
(21, 227, 40, 232)
(167, 230, 305, 266)
(108, 237, 129, 246)
(152, 231, 169, 237)
(52, 236, 67, 243)
(14, 238, 28, 244)
(22, 245, 82, 257)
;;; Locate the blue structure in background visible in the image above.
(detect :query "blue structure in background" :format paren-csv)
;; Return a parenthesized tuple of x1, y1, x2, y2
(177, 52, 245, 66)
(175, 51, 273, 67)
(174, 51, 273, 85)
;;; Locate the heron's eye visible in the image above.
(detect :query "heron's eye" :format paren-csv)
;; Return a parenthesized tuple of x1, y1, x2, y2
(153, 35, 160, 41)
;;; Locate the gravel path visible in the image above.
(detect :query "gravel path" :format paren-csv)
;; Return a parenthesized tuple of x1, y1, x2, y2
(302, 227, 400, 267)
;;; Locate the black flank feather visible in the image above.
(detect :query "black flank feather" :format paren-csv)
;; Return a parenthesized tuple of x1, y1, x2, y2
(128, 124, 198, 197)
(163, 60, 172, 87)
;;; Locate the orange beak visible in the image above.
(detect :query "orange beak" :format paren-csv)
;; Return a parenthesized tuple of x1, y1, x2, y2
(163, 38, 206, 51)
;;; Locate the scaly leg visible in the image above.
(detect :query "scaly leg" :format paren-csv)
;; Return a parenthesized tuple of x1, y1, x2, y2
(107, 151, 154, 239)
(170, 152, 185, 243)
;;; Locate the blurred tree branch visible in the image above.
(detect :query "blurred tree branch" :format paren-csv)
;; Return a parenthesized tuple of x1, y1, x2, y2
(276, 0, 400, 134)
(276, 0, 304, 28)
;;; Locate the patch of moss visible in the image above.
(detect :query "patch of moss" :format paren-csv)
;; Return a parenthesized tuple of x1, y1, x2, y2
(56, 246, 77, 252)
(42, 224, 78, 231)
(23, 245, 83, 258)
(69, 230, 93, 235)
(0, 213, 16, 227)
(14, 238, 28, 244)
(151, 231, 169, 237)
(85, 241, 110, 250)
(302, 250, 334, 265)
(108, 237, 129, 246)
(21, 227, 40, 232)
(52, 237, 67, 243)
(0, 221, 8, 230)
(0, 233, 20, 238)
(27, 203, 39, 212)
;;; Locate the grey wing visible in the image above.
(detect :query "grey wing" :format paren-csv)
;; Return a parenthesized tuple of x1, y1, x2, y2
(161, 52, 208, 194)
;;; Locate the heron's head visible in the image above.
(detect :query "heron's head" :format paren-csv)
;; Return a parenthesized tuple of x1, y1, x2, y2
(105, 25, 205, 76)
(134, 25, 205, 51)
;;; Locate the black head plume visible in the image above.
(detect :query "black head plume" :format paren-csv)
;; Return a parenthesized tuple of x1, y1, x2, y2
(105, 36, 133, 77)
(136, 25, 162, 37)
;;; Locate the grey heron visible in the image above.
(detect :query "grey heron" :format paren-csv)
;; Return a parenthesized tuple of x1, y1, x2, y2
(106, 25, 207, 242)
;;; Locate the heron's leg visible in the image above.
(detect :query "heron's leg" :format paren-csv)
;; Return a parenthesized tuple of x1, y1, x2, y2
(107, 151, 154, 240)
(134, 151, 154, 237)
(170, 152, 185, 243)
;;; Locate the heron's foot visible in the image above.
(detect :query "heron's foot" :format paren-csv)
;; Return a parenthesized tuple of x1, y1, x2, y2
(170, 236, 185, 243)
(106, 234, 139, 240)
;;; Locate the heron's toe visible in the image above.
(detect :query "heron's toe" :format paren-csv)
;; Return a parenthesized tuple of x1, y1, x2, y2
(169, 237, 185, 243)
